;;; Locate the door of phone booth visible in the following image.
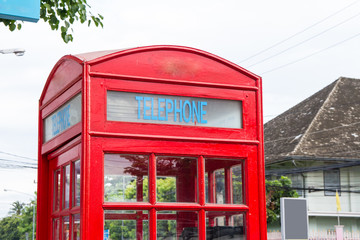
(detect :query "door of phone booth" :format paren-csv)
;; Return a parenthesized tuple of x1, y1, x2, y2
(37, 46, 266, 240)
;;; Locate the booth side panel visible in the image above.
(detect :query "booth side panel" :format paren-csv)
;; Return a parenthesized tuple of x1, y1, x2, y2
(256, 78, 267, 239)
(81, 64, 105, 239)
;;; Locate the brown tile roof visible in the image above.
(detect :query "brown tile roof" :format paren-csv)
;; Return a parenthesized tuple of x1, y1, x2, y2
(264, 77, 360, 164)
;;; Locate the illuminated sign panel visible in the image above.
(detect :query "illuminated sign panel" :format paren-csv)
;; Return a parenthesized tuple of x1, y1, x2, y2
(0, 0, 40, 22)
(43, 94, 82, 142)
(107, 91, 242, 129)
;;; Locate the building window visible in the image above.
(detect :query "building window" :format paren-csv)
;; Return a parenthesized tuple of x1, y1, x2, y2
(324, 169, 340, 196)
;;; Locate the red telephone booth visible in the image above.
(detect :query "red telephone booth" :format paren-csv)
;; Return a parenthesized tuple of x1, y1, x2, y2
(37, 45, 266, 240)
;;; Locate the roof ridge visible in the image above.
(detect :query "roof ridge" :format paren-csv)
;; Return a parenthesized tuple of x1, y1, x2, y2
(291, 78, 342, 154)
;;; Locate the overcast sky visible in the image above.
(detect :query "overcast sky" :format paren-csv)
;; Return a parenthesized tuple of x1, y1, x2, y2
(0, 0, 359, 217)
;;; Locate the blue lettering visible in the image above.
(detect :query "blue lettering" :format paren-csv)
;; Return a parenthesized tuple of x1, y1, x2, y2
(135, 96, 143, 119)
(174, 100, 183, 122)
(192, 101, 200, 123)
(183, 100, 191, 123)
(143, 97, 151, 120)
(165, 99, 173, 121)
(151, 97, 157, 120)
(200, 102, 207, 124)
(158, 98, 165, 121)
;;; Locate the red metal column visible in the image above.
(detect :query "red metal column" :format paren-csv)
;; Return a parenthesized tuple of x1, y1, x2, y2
(149, 154, 157, 240)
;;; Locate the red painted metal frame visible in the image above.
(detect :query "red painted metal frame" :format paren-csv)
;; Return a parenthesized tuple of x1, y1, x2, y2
(37, 45, 267, 240)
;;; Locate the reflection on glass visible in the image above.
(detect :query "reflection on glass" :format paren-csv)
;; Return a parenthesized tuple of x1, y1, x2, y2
(206, 212, 245, 239)
(205, 159, 243, 204)
(73, 160, 81, 206)
(156, 156, 197, 203)
(104, 210, 149, 240)
(215, 169, 225, 204)
(72, 214, 80, 240)
(53, 218, 60, 240)
(104, 154, 148, 202)
(232, 165, 243, 204)
(157, 211, 198, 240)
(64, 165, 70, 209)
(62, 216, 70, 240)
(54, 170, 61, 211)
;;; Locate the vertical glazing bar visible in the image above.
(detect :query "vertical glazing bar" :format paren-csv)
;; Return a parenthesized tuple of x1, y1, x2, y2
(199, 209, 206, 240)
(136, 211, 143, 240)
(137, 176, 144, 202)
(208, 171, 215, 203)
(225, 167, 232, 204)
(149, 208, 157, 240)
(198, 156, 205, 206)
(149, 153, 156, 205)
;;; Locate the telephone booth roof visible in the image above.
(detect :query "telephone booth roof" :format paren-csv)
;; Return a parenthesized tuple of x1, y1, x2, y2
(40, 45, 260, 106)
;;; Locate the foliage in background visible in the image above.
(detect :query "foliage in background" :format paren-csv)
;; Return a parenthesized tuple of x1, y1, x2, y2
(0, 0, 103, 43)
(265, 176, 299, 224)
(0, 198, 36, 240)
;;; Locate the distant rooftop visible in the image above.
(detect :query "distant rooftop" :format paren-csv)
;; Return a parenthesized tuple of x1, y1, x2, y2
(264, 77, 360, 164)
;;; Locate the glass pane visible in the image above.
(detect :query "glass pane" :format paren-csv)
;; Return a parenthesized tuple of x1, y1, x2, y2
(205, 159, 243, 204)
(104, 210, 148, 240)
(73, 160, 81, 206)
(157, 211, 198, 240)
(54, 170, 61, 211)
(215, 169, 225, 204)
(104, 154, 149, 202)
(72, 214, 80, 240)
(206, 211, 245, 239)
(53, 218, 60, 240)
(63, 165, 70, 209)
(232, 165, 243, 204)
(156, 156, 197, 203)
(62, 216, 70, 240)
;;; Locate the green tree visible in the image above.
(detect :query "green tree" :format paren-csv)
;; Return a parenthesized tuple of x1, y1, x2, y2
(0, 0, 103, 43)
(9, 201, 25, 216)
(0, 216, 21, 240)
(265, 176, 299, 224)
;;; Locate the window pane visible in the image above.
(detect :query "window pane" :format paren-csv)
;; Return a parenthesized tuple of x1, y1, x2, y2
(206, 211, 245, 239)
(215, 169, 225, 204)
(62, 216, 70, 240)
(73, 160, 81, 206)
(63, 165, 70, 209)
(104, 154, 148, 202)
(54, 170, 61, 211)
(72, 214, 80, 240)
(232, 165, 243, 204)
(104, 210, 148, 240)
(53, 218, 60, 240)
(156, 156, 197, 203)
(157, 211, 198, 240)
(324, 169, 340, 196)
(205, 159, 243, 204)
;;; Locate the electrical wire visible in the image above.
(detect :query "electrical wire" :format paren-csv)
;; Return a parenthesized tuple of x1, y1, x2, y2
(260, 31, 360, 75)
(0, 150, 37, 161)
(264, 120, 360, 144)
(238, 0, 360, 64)
(247, 12, 360, 68)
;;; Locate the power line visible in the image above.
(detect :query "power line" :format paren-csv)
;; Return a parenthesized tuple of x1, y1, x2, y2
(260, 31, 360, 75)
(0, 150, 37, 162)
(264, 120, 360, 144)
(247, 11, 360, 68)
(238, 0, 360, 64)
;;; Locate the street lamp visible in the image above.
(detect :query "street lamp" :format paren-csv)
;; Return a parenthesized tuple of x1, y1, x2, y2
(0, 48, 25, 56)
(3, 189, 35, 240)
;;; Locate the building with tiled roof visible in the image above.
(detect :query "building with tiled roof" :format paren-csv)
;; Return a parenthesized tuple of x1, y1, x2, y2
(264, 77, 360, 233)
